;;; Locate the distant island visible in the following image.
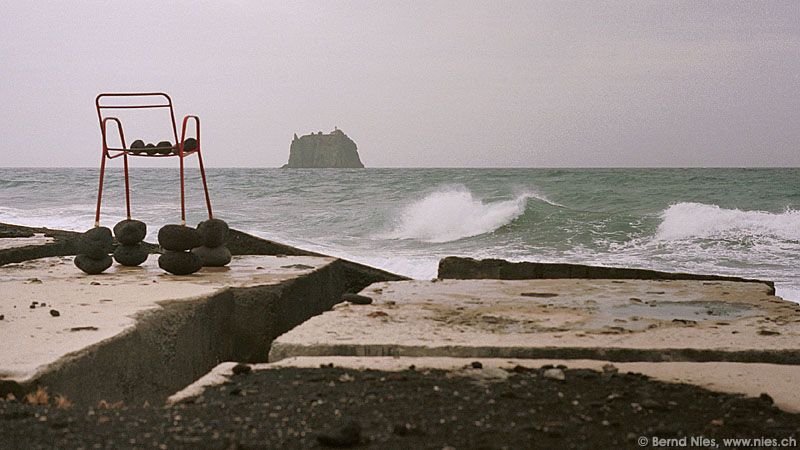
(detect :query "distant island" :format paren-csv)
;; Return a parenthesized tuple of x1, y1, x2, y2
(282, 129, 364, 168)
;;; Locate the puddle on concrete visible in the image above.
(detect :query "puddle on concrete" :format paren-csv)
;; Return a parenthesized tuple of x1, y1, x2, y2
(582, 300, 761, 332)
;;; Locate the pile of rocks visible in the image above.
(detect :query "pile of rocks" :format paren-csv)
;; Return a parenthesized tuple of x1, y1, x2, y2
(129, 138, 196, 156)
(157, 225, 203, 275)
(74, 227, 113, 274)
(129, 139, 174, 156)
(112, 219, 148, 266)
(192, 219, 231, 267)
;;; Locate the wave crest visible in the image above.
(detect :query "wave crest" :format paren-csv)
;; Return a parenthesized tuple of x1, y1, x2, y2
(655, 202, 800, 241)
(383, 186, 542, 243)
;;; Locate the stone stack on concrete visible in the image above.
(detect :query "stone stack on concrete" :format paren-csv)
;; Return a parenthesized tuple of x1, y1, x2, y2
(192, 219, 231, 267)
(112, 219, 148, 267)
(73, 227, 113, 274)
(157, 225, 202, 275)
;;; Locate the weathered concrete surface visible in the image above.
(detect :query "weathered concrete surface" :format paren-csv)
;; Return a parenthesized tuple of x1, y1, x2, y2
(438, 257, 775, 293)
(170, 357, 800, 413)
(269, 279, 800, 364)
(0, 254, 402, 405)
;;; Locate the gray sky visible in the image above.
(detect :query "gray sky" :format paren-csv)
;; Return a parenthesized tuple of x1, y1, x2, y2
(1, 1, 798, 167)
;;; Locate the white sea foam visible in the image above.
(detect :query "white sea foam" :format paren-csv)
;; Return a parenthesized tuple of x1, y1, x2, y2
(655, 202, 800, 241)
(382, 186, 543, 243)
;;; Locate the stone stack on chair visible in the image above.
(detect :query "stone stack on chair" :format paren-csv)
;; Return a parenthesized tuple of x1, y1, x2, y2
(192, 219, 232, 267)
(74, 227, 114, 274)
(157, 225, 203, 275)
(112, 219, 148, 267)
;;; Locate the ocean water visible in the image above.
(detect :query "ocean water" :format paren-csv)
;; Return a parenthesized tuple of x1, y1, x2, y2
(1, 168, 798, 302)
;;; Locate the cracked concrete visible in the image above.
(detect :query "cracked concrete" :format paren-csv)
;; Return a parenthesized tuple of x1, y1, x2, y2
(269, 279, 800, 364)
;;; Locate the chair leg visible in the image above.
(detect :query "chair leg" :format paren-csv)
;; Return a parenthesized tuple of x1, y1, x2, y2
(123, 153, 131, 220)
(179, 153, 186, 226)
(94, 151, 107, 228)
(196, 149, 213, 220)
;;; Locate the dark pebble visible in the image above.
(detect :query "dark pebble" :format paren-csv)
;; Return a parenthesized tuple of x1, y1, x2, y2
(471, 361, 483, 369)
(641, 398, 666, 411)
(158, 251, 202, 275)
(196, 219, 229, 247)
(191, 245, 231, 267)
(130, 139, 145, 155)
(77, 227, 113, 259)
(74, 254, 113, 275)
(0, 315, 3, 320)
(232, 363, 252, 375)
(49, 309, 60, 317)
(144, 143, 157, 155)
(392, 422, 422, 436)
(156, 141, 173, 155)
(759, 393, 774, 405)
(158, 224, 202, 251)
(113, 243, 149, 267)
(182, 137, 198, 152)
(113, 219, 146, 245)
(317, 419, 361, 448)
(341, 293, 372, 305)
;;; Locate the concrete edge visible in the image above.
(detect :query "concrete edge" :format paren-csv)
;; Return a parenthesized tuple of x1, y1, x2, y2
(168, 356, 800, 414)
(438, 257, 775, 293)
(268, 343, 800, 366)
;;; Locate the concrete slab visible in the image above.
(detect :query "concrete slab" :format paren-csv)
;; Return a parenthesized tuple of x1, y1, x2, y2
(170, 357, 800, 413)
(0, 254, 333, 382)
(269, 279, 800, 364)
(0, 254, 385, 405)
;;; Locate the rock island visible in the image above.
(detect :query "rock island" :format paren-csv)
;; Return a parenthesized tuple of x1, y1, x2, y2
(282, 129, 364, 168)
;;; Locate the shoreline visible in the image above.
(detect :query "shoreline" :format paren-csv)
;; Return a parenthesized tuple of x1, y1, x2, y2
(0, 221, 798, 447)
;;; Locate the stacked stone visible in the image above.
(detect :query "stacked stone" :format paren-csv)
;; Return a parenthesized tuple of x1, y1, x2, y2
(74, 227, 113, 274)
(157, 225, 203, 275)
(192, 219, 232, 267)
(112, 219, 148, 266)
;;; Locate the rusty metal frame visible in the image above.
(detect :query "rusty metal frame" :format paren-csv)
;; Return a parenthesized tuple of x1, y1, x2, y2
(94, 92, 213, 227)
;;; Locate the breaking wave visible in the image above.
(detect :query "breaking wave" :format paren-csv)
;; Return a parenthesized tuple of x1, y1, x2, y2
(655, 202, 800, 241)
(382, 186, 551, 243)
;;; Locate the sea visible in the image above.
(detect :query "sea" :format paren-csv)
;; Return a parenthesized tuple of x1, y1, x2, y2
(1, 168, 798, 302)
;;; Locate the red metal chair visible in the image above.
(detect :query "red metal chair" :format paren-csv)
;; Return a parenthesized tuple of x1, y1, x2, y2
(94, 92, 213, 227)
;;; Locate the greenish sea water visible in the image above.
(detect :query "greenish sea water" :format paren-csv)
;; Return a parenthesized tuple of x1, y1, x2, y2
(1, 168, 798, 301)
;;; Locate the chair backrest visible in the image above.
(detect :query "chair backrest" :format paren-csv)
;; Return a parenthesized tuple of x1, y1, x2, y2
(95, 92, 179, 146)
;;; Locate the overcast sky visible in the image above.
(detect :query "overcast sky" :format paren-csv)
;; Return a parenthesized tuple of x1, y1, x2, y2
(1, 1, 798, 167)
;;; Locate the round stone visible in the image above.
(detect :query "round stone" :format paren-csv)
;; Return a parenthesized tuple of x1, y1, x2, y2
(77, 227, 113, 259)
(158, 251, 202, 275)
(113, 219, 147, 245)
(156, 140, 173, 155)
(113, 243, 149, 266)
(130, 139, 145, 155)
(158, 224, 202, 251)
(144, 143, 158, 155)
(196, 219, 229, 247)
(74, 254, 113, 275)
(191, 245, 231, 267)
(183, 138, 198, 151)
